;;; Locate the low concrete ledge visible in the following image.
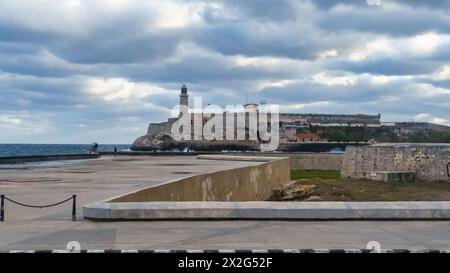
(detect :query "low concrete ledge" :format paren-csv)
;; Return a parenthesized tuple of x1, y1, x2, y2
(84, 201, 450, 220)
(197, 155, 282, 162)
(0, 153, 101, 164)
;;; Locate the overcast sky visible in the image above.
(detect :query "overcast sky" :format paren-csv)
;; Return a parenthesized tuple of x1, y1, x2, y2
(1, 0, 450, 144)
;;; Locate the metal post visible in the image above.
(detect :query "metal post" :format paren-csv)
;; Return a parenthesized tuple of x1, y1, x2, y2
(1, 194, 5, 222)
(72, 195, 77, 221)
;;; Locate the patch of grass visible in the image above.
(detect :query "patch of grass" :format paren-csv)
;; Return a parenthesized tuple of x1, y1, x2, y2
(281, 176, 450, 201)
(290, 170, 340, 180)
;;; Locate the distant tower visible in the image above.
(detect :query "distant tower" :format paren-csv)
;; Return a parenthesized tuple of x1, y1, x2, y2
(180, 84, 189, 115)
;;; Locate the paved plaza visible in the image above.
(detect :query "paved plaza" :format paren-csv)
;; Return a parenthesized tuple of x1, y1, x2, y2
(1, 156, 450, 251)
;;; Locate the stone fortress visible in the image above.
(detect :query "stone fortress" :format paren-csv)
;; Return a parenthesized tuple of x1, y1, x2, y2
(132, 85, 450, 152)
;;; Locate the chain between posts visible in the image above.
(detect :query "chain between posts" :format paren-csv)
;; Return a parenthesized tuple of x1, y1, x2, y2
(0, 194, 76, 222)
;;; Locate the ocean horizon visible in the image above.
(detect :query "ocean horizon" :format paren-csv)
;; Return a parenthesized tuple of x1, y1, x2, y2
(0, 144, 131, 157)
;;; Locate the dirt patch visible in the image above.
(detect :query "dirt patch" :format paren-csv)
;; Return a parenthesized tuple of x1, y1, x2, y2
(276, 178, 450, 201)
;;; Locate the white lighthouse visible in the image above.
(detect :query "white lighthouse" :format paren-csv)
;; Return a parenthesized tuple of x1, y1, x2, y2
(179, 84, 189, 115)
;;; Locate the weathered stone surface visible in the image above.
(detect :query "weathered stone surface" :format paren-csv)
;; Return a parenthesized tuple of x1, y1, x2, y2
(106, 155, 291, 202)
(132, 129, 260, 151)
(363, 171, 415, 182)
(287, 153, 343, 170)
(305, 195, 322, 201)
(341, 143, 450, 182)
(281, 184, 316, 201)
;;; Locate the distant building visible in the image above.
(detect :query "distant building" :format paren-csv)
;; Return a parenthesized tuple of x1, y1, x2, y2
(243, 103, 258, 112)
(295, 133, 320, 143)
(131, 84, 449, 151)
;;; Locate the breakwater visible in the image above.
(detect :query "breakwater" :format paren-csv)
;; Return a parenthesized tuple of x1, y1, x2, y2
(0, 154, 101, 164)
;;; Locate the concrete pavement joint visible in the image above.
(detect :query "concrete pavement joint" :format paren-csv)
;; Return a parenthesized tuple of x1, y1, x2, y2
(3, 248, 449, 253)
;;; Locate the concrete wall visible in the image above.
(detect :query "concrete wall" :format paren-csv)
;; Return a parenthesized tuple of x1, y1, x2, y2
(288, 153, 342, 170)
(222, 152, 343, 171)
(101, 151, 343, 171)
(341, 143, 450, 181)
(111, 156, 290, 202)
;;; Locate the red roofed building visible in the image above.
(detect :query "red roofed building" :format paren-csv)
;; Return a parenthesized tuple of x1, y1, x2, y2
(295, 133, 320, 142)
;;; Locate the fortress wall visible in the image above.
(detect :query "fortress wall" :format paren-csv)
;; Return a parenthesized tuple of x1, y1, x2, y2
(147, 123, 165, 136)
(146, 121, 173, 136)
(280, 114, 380, 124)
(341, 144, 450, 181)
(393, 122, 450, 134)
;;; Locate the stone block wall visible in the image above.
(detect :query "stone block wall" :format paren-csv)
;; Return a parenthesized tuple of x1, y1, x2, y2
(288, 153, 343, 170)
(341, 144, 450, 181)
(146, 121, 173, 137)
(280, 113, 380, 124)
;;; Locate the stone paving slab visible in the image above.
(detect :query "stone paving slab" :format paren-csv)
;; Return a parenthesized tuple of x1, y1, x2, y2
(3, 220, 450, 251)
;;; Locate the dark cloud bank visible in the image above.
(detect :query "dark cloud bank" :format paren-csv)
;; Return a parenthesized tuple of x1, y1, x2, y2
(0, 0, 449, 143)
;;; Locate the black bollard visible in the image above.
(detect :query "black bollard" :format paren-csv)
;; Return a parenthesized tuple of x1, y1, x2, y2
(72, 195, 77, 221)
(447, 162, 450, 178)
(1, 194, 4, 222)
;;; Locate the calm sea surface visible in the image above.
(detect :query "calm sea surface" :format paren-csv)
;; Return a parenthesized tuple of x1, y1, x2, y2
(0, 144, 130, 157)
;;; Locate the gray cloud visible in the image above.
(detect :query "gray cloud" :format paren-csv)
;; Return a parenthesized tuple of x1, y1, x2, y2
(317, 3, 450, 36)
(329, 57, 440, 75)
(314, 0, 450, 10)
(0, 0, 449, 143)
